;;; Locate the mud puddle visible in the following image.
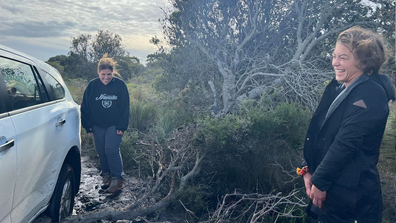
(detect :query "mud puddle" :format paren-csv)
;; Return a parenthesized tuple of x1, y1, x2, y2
(33, 155, 153, 223)
(73, 155, 143, 214)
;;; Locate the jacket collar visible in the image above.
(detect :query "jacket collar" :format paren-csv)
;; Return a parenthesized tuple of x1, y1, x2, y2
(320, 74, 369, 131)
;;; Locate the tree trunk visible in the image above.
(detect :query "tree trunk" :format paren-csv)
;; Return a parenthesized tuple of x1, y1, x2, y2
(222, 72, 236, 114)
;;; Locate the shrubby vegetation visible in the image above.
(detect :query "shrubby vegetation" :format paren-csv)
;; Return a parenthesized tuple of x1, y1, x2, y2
(67, 75, 312, 222)
(64, 69, 395, 222)
(188, 101, 310, 217)
(65, 80, 395, 223)
(55, 1, 395, 221)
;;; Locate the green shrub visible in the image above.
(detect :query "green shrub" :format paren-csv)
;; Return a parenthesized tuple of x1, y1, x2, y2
(120, 130, 142, 172)
(244, 100, 310, 148)
(64, 78, 88, 104)
(80, 129, 96, 159)
(198, 102, 310, 200)
(155, 99, 197, 141)
(129, 99, 157, 132)
(128, 87, 158, 132)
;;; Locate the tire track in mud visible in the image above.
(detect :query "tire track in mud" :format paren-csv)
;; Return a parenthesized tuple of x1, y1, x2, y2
(34, 155, 142, 223)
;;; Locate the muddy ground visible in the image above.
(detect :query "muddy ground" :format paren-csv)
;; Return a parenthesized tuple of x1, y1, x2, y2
(33, 155, 185, 223)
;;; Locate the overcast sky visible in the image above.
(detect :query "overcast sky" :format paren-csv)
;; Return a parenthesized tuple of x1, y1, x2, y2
(0, 0, 171, 64)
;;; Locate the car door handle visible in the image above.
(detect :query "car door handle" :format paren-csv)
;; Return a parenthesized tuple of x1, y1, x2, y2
(56, 119, 66, 127)
(0, 139, 14, 152)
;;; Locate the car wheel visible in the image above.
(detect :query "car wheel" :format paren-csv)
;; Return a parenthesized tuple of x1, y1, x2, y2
(46, 163, 76, 222)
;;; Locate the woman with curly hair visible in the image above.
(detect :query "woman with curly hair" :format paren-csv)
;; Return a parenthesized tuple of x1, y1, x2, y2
(300, 26, 394, 223)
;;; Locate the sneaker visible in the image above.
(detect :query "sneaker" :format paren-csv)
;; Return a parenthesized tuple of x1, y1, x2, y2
(101, 173, 111, 189)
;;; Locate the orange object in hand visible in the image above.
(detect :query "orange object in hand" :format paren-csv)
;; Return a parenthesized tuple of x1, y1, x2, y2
(297, 166, 309, 176)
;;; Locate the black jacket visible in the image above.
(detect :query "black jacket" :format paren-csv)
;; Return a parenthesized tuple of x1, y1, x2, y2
(81, 77, 130, 133)
(303, 74, 393, 221)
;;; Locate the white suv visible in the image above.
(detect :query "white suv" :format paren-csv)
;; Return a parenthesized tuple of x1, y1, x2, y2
(0, 45, 81, 223)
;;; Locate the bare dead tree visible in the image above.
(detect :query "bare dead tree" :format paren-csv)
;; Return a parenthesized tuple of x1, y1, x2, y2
(200, 189, 307, 223)
(208, 80, 221, 116)
(63, 124, 204, 223)
(280, 63, 333, 111)
(163, 0, 384, 113)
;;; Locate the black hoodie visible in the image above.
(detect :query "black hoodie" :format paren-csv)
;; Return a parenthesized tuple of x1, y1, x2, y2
(81, 77, 130, 133)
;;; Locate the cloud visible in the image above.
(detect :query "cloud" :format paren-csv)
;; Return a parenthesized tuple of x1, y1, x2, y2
(0, 0, 171, 61)
(0, 37, 70, 61)
(1, 0, 168, 37)
(2, 5, 24, 14)
(0, 20, 76, 38)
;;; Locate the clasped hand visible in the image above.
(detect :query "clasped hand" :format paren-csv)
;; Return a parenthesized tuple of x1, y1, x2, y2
(303, 173, 327, 209)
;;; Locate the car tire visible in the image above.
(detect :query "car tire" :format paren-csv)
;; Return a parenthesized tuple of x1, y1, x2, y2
(46, 163, 76, 222)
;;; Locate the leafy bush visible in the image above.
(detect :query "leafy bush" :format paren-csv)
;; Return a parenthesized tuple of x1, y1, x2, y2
(243, 100, 310, 148)
(64, 78, 88, 104)
(119, 130, 142, 172)
(179, 102, 311, 216)
(157, 102, 310, 221)
(128, 87, 158, 132)
(155, 98, 197, 141)
(129, 99, 157, 131)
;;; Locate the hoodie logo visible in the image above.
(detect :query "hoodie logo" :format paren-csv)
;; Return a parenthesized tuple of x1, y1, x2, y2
(96, 94, 117, 109)
(102, 100, 112, 108)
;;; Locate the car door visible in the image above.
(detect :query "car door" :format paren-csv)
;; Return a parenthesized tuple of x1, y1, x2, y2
(0, 67, 17, 223)
(0, 56, 69, 223)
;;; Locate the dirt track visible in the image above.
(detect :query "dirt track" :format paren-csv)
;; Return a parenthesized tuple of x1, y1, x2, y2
(34, 154, 182, 222)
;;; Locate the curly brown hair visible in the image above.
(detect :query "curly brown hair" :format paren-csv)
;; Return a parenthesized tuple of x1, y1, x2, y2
(97, 53, 121, 78)
(337, 26, 388, 75)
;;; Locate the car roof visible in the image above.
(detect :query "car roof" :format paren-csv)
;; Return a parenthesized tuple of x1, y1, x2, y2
(0, 44, 63, 81)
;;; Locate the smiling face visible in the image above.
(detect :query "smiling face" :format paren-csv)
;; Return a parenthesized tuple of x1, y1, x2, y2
(98, 69, 113, 85)
(332, 43, 364, 87)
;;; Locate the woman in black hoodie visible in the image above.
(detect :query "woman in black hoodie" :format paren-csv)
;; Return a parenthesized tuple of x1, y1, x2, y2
(300, 26, 394, 223)
(81, 54, 130, 193)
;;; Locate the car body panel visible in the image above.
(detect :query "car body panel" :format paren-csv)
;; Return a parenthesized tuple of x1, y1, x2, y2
(0, 117, 16, 223)
(0, 44, 81, 223)
(9, 103, 69, 223)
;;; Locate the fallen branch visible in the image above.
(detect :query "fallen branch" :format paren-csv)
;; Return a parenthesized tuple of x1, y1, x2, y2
(63, 124, 204, 223)
(201, 189, 307, 223)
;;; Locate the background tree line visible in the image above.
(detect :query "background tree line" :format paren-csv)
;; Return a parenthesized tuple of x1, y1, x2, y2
(47, 30, 145, 80)
(51, 0, 395, 222)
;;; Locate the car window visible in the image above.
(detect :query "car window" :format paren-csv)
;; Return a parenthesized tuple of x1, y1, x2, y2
(0, 78, 6, 114)
(0, 99, 5, 114)
(0, 57, 47, 111)
(40, 70, 65, 100)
